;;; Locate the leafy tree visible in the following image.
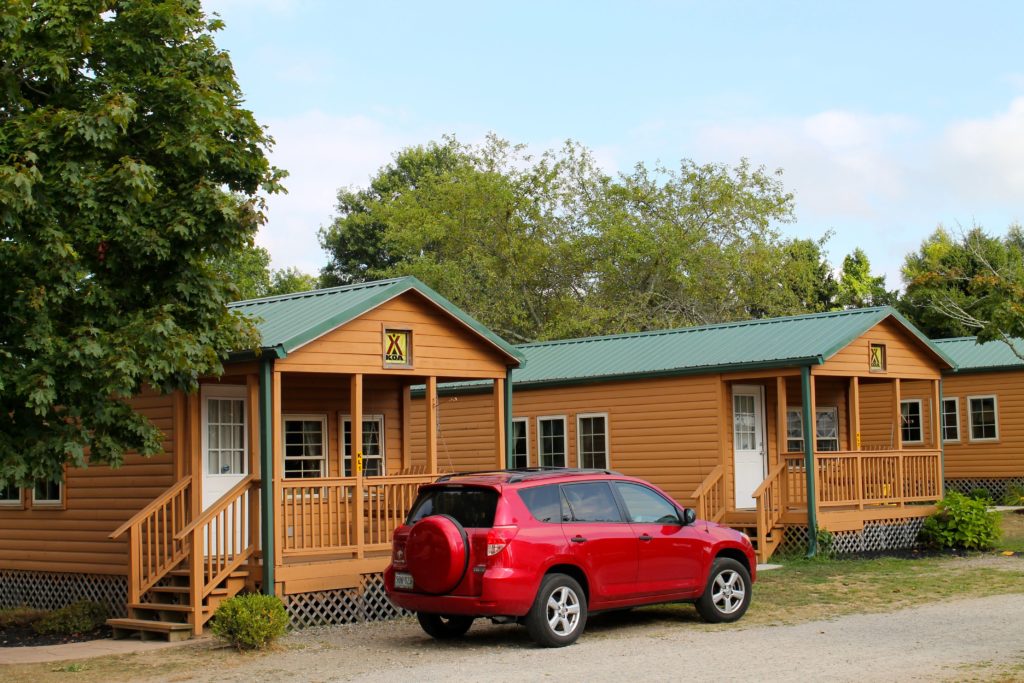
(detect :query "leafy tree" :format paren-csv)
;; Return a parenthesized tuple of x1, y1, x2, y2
(0, 1, 284, 486)
(269, 267, 318, 296)
(777, 235, 839, 314)
(901, 225, 1024, 355)
(836, 248, 897, 309)
(216, 245, 317, 300)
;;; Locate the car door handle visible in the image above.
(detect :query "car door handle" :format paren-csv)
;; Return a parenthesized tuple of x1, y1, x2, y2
(638, 534, 653, 542)
(571, 535, 587, 543)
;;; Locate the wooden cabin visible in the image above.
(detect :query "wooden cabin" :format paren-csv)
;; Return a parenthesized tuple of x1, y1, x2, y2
(929, 337, 1024, 499)
(0, 277, 522, 637)
(421, 307, 954, 563)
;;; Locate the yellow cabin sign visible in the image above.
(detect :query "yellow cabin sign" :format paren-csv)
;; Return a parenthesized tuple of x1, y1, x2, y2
(383, 329, 412, 368)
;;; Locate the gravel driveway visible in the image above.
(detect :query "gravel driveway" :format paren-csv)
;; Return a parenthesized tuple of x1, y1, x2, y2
(186, 593, 1024, 683)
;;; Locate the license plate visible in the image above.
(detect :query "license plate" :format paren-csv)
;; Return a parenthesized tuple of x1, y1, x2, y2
(395, 572, 413, 590)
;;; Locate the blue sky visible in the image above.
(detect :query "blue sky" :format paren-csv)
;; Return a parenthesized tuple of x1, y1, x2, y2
(207, 0, 1024, 287)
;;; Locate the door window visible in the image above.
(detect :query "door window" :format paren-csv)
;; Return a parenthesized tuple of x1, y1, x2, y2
(561, 482, 622, 523)
(343, 415, 385, 476)
(733, 395, 756, 450)
(207, 396, 246, 475)
(614, 483, 680, 524)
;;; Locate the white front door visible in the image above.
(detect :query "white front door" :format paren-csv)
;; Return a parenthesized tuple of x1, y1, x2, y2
(732, 385, 766, 509)
(200, 384, 248, 512)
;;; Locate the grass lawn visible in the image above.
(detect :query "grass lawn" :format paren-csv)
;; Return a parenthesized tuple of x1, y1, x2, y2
(997, 508, 1024, 553)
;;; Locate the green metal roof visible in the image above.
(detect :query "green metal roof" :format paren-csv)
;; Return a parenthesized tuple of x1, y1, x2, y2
(440, 306, 952, 392)
(933, 336, 1024, 373)
(228, 276, 523, 364)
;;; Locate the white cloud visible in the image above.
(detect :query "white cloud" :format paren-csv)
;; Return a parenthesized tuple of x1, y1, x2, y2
(941, 96, 1024, 201)
(256, 111, 437, 273)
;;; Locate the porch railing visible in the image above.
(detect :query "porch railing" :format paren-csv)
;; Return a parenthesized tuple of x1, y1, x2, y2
(692, 465, 726, 523)
(752, 460, 787, 561)
(280, 474, 435, 556)
(781, 450, 942, 510)
(109, 478, 193, 604)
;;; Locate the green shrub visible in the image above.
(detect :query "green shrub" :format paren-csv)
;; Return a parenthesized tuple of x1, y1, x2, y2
(967, 487, 993, 505)
(920, 492, 1001, 550)
(814, 527, 836, 559)
(210, 593, 288, 650)
(33, 600, 108, 635)
(1001, 484, 1024, 506)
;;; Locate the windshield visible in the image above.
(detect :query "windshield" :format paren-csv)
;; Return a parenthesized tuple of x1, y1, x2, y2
(407, 486, 498, 528)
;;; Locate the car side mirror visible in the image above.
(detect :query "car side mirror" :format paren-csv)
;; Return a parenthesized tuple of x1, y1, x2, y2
(682, 508, 697, 525)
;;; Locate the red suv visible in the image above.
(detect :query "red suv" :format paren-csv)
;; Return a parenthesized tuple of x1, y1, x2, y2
(385, 468, 756, 647)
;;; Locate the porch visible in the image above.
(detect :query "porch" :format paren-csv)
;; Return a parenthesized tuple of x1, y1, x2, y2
(694, 368, 945, 562)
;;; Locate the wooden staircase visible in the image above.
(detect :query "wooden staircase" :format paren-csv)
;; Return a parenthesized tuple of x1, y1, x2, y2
(108, 475, 260, 641)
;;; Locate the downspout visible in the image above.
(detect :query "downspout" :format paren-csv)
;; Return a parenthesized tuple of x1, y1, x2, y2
(938, 379, 945, 497)
(258, 355, 275, 594)
(504, 367, 514, 469)
(800, 366, 818, 558)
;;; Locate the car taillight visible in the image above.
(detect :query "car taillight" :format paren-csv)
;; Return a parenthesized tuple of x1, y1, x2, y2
(393, 539, 407, 568)
(486, 525, 518, 559)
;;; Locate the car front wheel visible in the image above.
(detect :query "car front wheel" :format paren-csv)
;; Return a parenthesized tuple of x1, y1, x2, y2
(695, 557, 751, 623)
(525, 573, 587, 647)
(416, 612, 474, 639)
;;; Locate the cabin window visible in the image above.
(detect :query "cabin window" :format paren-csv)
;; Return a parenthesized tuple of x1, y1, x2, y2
(577, 413, 609, 469)
(511, 418, 529, 468)
(869, 343, 887, 372)
(538, 416, 567, 468)
(0, 482, 23, 509)
(968, 396, 998, 441)
(32, 478, 63, 508)
(941, 398, 960, 442)
(283, 415, 328, 479)
(204, 389, 247, 476)
(786, 407, 840, 452)
(900, 400, 923, 444)
(342, 415, 385, 476)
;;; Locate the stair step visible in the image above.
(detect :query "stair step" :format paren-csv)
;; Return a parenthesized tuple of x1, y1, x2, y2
(150, 586, 191, 594)
(130, 602, 210, 613)
(168, 569, 249, 578)
(107, 618, 193, 642)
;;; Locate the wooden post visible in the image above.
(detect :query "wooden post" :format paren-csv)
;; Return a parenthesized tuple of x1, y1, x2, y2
(189, 526, 203, 635)
(494, 377, 506, 469)
(351, 373, 364, 559)
(893, 378, 904, 506)
(401, 384, 412, 472)
(188, 391, 201, 521)
(272, 371, 284, 572)
(850, 376, 861, 451)
(931, 379, 942, 447)
(426, 376, 438, 475)
(776, 376, 787, 464)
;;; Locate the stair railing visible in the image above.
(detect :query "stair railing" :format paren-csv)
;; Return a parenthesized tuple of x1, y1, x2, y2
(109, 478, 193, 605)
(174, 474, 259, 634)
(751, 459, 788, 563)
(692, 466, 726, 523)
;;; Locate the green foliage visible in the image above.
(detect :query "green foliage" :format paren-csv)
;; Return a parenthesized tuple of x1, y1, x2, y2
(967, 487, 993, 505)
(215, 245, 318, 300)
(32, 600, 108, 635)
(0, 1, 284, 484)
(836, 248, 896, 309)
(900, 225, 1024, 341)
(268, 267, 319, 296)
(1001, 484, 1024, 507)
(320, 134, 821, 342)
(0, 606, 47, 629)
(814, 527, 836, 559)
(919, 492, 1001, 551)
(210, 594, 288, 650)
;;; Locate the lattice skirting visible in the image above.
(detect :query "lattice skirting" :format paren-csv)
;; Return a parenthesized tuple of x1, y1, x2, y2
(778, 517, 927, 556)
(0, 570, 126, 616)
(284, 573, 409, 629)
(945, 477, 1024, 499)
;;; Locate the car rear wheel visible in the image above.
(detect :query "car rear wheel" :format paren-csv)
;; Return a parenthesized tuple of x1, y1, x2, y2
(416, 613, 474, 640)
(525, 573, 587, 647)
(695, 557, 751, 623)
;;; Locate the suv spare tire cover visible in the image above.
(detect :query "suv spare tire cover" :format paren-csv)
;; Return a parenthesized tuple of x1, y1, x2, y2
(406, 514, 470, 594)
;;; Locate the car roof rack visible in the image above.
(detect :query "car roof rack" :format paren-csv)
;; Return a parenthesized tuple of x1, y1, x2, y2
(434, 467, 620, 484)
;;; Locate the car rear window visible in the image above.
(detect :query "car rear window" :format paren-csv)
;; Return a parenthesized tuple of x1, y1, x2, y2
(407, 486, 498, 528)
(518, 484, 565, 523)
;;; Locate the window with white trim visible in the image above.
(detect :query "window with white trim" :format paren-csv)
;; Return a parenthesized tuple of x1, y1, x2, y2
(0, 481, 23, 508)
(32, 478, 62, 508)
(577, 413, 609, 469)
(968, 396, 998, 441)
(204, 387, 247, 476)
(786, 407, 840, 452)
(941, 398, 960, 442)
(537, 416, 567, 468)
(511, 418, 529, 469)
(343, 415, 385, 476)
(283, 415, 328, 479)
(900, 400, 923, 444)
